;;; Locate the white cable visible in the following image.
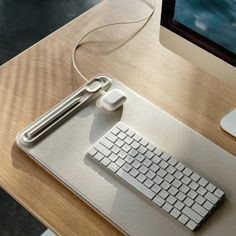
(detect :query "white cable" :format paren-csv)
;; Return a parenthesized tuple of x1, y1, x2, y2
(72, 0, 156, 82)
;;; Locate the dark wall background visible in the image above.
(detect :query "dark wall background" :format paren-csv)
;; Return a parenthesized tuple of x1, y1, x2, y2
(0, 0, 100, 65)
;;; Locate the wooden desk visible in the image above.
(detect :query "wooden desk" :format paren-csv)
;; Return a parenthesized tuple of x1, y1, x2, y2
(0, 1, 235, 235)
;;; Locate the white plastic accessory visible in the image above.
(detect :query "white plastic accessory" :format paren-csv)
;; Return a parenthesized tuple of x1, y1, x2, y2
(100, 89, 127, 111)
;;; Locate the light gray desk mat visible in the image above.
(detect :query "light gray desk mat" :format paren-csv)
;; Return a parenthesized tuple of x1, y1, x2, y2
(17, 79, 236, 236)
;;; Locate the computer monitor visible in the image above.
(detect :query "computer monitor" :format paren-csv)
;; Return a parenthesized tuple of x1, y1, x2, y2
(159, 0, 236, 87)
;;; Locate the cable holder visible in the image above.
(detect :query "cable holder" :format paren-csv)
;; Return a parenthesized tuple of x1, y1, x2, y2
(17, 75, 112, 147)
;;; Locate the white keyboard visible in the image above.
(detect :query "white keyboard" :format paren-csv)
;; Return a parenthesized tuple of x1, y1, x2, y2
(87, 122, 225, 231)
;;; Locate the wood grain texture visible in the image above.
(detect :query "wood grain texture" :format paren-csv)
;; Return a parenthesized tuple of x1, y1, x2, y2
(0, 0, 235, 235)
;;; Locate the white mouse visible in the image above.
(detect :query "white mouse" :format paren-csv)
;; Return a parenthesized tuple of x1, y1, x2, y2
(100, 89, 127, 111)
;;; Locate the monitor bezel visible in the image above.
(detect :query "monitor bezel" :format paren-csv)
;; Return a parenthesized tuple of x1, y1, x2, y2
(161, 0, 236, 67)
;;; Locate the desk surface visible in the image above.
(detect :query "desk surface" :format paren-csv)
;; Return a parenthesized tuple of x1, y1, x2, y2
(0, 0, 236, 235)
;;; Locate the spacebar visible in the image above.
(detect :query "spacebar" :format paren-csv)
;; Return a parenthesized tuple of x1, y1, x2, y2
(117, 169, 155, 200)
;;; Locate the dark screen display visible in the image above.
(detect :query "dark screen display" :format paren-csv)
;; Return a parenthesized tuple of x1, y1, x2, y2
(174, 0, 236, 54)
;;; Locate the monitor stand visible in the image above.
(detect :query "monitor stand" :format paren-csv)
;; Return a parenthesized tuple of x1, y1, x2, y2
(221, 109, 236, 138)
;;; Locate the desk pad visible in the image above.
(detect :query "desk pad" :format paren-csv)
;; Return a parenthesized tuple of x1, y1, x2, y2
(16, 79, 236, 236)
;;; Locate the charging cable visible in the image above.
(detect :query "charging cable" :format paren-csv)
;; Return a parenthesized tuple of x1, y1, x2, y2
(72, 0, 156, 82)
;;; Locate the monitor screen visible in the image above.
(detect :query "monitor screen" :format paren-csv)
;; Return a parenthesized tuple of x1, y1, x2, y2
(161, 0, 236, 66)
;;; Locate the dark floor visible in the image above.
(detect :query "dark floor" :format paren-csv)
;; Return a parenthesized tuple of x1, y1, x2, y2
(0, 0, 100, 235)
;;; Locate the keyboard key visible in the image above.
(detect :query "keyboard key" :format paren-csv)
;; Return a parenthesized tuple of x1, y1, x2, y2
(126, 129, 135, 137)
(168, 186, 178, 196)
(101, 157, 111, 166)
(115, 158, 125, 167)
(203, 201, 214, 211)
(131, 141, 140, 149)
(122, 163, 132, 172)
(176, 192, 186, 201)
(195, 195, 206, 205)
(175, 162, 185, 171)
(122, 143, 131, 152)
(175, 201, 185, 211)
(161, 152, 171, 161)
(205, 192, 219, 204)
(157, 168, 167, 178)
(116, 122, 128, 132)
(133, 134, 142, 142)
(161, 181, 171, 190)
(172, 179, 182, 188)
(154, 147, 163, 156)
(106, 133, 118, 143)
(152, 155, 161, 164)
(159, 160, 169, 169)
(192, 203, 208, 217)
(178, 214, 189, 225)
(132, 160, 142, 169)
(88, 148, 97, 156)
(118, 150, 127, 159)
(144, 179, 154, 188)
(145, 150, 154, 159)
(117, 169, 155, 199)
(130, 168, 139, 178)
(136, 153, 145, 162)
(139, 165, 148, 174)
(129, 149, 138, 157)
(182, 206, 202, 223)
(143, 158, 152, 167)
(108, 153, 118, 162)
(153, 175, 163, 185)
(162, 202, 173, 213)
(164, 173, 175, 183)
(140, 138, 149, 147)
(125, 155, 134, 164)
(153, 196, 165, 207)
(111, 145, 120, 154)
(190, 172, 200, 182)
(168, 157, 177, 166)
(151, 184, 162, 194)
(166, 195, 177, 205)
(170, 208, 181, 218)
(174, 170, 183, 180)
(184, 197, 194, 207)
(146, 170, 156, 180)
(189, 181, 199, 191)
(180, 184, 190, 194)
(186, 220, 198, 231)
(214, 188, 224, 198)
(159, 189, 169, 199)
(206, 183, 216, 193)
(115, 139, 124, 147)
(108, 163, 119, 172)
(198, 178, 208, 187)
(187, 189, 198, 200)
(181, 176, 191, 185)
(183, 167, 193, 177)
(138, 145, 147, 154)
(197, 186, 207, 196)
(94, 143, 111, 156)
(118, 132, 127, 140)
(111, 127, 119, 135)
(100, 138, 113, 149)
(94, 152, 104, 161)
(150, 163, 159, 173)
(147, 143, 156, 152)
(124, 136, 133, 145)
(137, 173, 146, 183)
(166, 165, 176, 174)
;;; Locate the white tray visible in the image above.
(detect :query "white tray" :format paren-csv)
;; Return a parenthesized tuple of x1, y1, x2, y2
(16, 78, 236, 236)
